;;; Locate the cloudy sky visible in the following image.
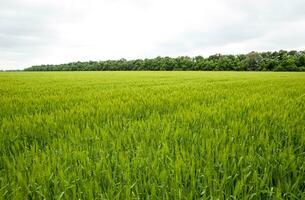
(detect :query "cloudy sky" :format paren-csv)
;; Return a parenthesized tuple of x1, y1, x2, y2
(1, 0, 305, 70)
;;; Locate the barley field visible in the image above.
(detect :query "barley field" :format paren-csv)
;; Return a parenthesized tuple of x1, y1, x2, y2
(0, 72, 305, 199)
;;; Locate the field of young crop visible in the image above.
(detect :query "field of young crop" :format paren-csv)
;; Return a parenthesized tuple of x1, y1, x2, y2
(0, 72, 305, 199)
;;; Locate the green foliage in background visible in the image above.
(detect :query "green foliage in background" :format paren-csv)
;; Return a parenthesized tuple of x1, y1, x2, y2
(0, 72, 305, 199)
(24, 50, 305, 71)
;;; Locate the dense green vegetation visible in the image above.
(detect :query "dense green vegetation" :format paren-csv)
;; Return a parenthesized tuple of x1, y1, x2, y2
(24, 50, 305, 71)
(1, 72, 305, 199)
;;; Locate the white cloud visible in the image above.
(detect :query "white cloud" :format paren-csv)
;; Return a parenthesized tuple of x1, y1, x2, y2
(0, 0, 305, 69)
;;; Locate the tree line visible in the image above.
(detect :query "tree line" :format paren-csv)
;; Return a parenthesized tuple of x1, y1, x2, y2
(24, 50, 305, 71)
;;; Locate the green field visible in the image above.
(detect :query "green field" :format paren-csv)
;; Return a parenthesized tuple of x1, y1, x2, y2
(1, 72, 305, 199)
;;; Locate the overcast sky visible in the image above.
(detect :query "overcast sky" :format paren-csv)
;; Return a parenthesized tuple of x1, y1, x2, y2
(1, 0, 305, 70)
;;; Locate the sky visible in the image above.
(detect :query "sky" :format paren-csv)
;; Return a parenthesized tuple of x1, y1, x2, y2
(1, 0, 305, 70)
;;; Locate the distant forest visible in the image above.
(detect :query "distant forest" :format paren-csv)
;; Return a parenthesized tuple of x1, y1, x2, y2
(25, 50, 305, 71)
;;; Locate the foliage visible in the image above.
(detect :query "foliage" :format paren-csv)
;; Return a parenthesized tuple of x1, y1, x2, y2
(1, 72, 305, 199)
(24, 50, 305, 71)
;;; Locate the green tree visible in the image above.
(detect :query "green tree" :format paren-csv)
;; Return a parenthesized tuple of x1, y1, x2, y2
(243, 52, 262, 71)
